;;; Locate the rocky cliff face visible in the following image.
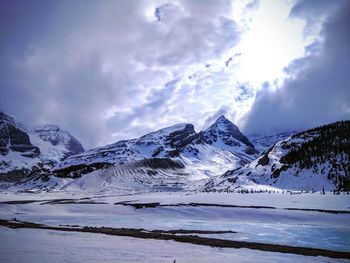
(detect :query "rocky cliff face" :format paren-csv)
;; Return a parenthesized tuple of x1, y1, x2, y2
(0, 112, 40, 157)
(200, 115, 255, 149)
(193, 115, 258, 158)
(55, 123, 199, 172)
(0, 112, 84, 182)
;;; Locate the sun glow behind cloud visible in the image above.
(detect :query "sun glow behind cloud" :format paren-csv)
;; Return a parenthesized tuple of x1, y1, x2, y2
(106, 0, 326, 141)
(231, 0, 315, 87)
(1, 0, 340, 148)
(181, 0, 327, 132)
(150, 0, 324, 132)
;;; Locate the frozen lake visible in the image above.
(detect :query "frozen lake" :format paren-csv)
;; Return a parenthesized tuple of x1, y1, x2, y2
(0, 191, 350, 262)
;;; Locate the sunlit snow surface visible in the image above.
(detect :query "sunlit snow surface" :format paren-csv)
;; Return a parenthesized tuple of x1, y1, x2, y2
(0, 191, 349, 262)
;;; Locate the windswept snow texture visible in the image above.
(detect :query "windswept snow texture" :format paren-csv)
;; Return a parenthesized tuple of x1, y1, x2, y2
(55, 160, 193, 193)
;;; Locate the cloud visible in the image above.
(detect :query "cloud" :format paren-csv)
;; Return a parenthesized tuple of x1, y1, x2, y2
(2, 0, 344, 148)
(0, 0, 242, 148)
(243, 1, 350, 135)
(289, 0, 343, 36)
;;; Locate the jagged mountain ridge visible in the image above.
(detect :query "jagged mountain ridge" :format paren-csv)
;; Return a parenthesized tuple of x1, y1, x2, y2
(0, 112, 40, 157)
(199, 116, 255, 149)
(2, 115, 261, 192)
(206, 121, 350, 191)
(0, 112, 84, 181)
(56, 123, 197, 169)
(54, 117, 258, 179)
(3, 110, 346, 193)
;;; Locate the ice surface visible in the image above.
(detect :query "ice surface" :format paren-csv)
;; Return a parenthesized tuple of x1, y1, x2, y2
(0, 192, 349, 254)
(0, 227, 348, 263)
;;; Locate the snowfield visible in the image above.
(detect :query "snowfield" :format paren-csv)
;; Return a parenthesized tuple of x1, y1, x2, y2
(1, 227, 349, 263)
(0, 191, 349, 262)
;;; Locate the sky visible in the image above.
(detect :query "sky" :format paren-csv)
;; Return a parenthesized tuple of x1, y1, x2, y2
(0, 0, 349, 149)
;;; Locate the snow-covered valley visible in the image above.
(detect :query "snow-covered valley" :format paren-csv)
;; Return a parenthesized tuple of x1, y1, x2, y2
(3, 227, 348, 263)
(0, 191, 349, 262)
(2, 0, 350, 261)
(1, 112, 350, 262)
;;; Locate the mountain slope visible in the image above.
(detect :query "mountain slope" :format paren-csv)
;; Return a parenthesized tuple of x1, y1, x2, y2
(194, 115, 258, 161)
(248, 131, 296, 152)
(2, 111, 349, 193)
(32, 124, 84, 155)
(200, 115, 255, 149)
(55, 123, 196, 170)
(53, 116, 258, 181)
(207, 121, 350, 191)
(0, 112, 84, 181)
(0, 112, 40, 157)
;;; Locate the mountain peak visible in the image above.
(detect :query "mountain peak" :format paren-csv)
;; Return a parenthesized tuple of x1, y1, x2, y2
(202, 115, 255, 150)
(212, 115, 240, 132)
(33, 124, 84, 154)
(215, 115, 230, 123)
(137, 123, 197, 157)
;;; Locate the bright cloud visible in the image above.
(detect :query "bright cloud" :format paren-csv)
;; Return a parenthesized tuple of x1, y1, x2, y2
(233, 0, 309, 86)
(0, 0, 348, 148)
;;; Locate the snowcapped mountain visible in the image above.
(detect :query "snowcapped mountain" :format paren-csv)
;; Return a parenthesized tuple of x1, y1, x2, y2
(55, 123, 197, 170)
(195, 115, 258, 160)
(52, 116, 258, 182)
(201, 116, 255, 149)
(0, 112, 40, 157)
(206, 121, 350, 192)
(0, 112, 84, 181)
(32, 124, 84, 155)
(2, 110, 348, 193)
(0, 112, 42, 181)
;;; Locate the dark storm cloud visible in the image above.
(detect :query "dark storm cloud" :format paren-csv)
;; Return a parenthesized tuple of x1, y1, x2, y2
(0, 1, 120, 147)
(0, 0, 240, 148)
(243, 0, 350, 135)
(289, 0, 343, 36)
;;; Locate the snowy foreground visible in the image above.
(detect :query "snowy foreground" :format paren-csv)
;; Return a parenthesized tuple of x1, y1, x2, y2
(1, 227, 349, 263)
(0, 191, 349, 262)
